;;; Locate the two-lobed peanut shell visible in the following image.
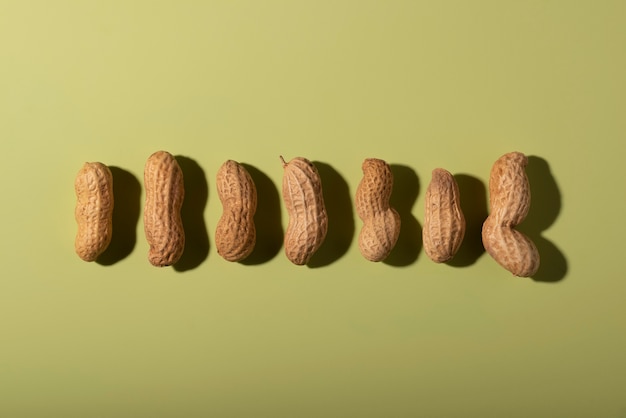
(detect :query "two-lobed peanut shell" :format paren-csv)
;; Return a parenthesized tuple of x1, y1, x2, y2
(355, 158, 401, 262)
(215, 160, 257, 262)
(482, 152, 540, 277)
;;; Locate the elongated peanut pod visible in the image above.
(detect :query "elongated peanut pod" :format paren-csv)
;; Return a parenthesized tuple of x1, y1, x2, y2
(74, 162, 114, 261)
(281, 156, 328, 265)
(355, 158, 400, 261)
(482, 152, 540, 277)
(143, 151, 185, 267)
(423, 168, 465, 263)
(215, 160, 257, 261)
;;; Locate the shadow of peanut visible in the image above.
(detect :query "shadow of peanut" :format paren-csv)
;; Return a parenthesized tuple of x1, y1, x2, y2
(307, 162, 355, 268)
(383, 164, 421, 267)
(520, 156, 568, 282)
(240, 163, 284, 265)
(173, 156, 209, 272)
(97, 166, 141, 266)
(445, 174, 488, 267)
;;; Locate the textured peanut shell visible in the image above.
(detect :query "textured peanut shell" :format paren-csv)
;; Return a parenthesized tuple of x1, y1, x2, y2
(215, 160, 257, 262)
(74, 162, 114, 262)
(355, 158, 401, 262)
(482, 217, 539, 277)
(143, 151, 185, 267)
(281, 156, 328, 265)
(487, 152, 531, 226)
(482, 152, 540, 277)
(423, 168, 466, 263)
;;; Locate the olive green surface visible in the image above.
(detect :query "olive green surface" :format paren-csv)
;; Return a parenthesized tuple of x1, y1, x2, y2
(1, 1, 625, 417)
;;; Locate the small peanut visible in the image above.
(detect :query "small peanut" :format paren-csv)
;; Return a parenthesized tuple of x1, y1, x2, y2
(423, 168, 466, 263)
(355, 158, 401, 262)
(281, 156, 328, 265)
(215, 160, 257, 262)
(481, 152, 540, 277)
(143, 151, 185, 267)
(74, 162, 114, 262)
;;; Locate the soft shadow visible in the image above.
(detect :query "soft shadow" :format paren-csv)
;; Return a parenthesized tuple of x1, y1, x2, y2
(307, 162, 355, 268)
(240, 164, 284, 265)
(384, 164, 421, 267)
(173, 156, 209, 272)
(97, 166, 141, 266)
(520, 156, 567, 282)
(446, 174, 488, 267)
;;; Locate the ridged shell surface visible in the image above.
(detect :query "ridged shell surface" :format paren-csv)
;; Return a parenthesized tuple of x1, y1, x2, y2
(143, 151, 185, 267)
(355, 158, 401, 262)
(74, 162, 114, 262)
(282, 157, 328, 265)
(215, 160, 257, 262)
(423, 168, 465, 263)
(482, 152, 540, 277)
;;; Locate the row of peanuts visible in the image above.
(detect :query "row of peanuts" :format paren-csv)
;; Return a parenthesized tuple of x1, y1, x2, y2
(74, 151, 539, 277)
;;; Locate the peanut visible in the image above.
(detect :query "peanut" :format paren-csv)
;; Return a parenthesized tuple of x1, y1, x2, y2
(423, 168, 466, 263)
(74, 162, 114, 261)
(481, 152, 540, 277)
(143, 151, 185, 267)
(355, 158, 401, 261)
(215, 160, 257, 261)
(281, 156, 328, 265)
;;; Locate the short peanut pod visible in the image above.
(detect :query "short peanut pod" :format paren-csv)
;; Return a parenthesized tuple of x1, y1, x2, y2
(482, 152, 540, 277)
(74, 162, 114, 262)
(143, 151, 185, 267)
(423, 168, 466, 263)
(355, 158, 401, 262)
(215, 160, 257, 262)
(281, 156, 328, 265)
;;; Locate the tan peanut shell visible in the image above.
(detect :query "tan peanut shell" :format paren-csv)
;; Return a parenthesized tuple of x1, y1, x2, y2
(482, 152, 540, 277)
(215, 160, 257, 262)
(423, 168, 466, 263)
(74, 162, 114, 262)
(281, 156, 328, 265)
(355, 158, 401, 262)
(143, 151, 185, 267)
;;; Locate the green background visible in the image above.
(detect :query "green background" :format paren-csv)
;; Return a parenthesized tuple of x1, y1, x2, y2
(1, 1, 625, 417)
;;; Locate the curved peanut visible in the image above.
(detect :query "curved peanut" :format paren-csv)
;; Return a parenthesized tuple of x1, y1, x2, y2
(355, 158, 400, 262)
(423, 168, 465, 263)
(281, 156, 328, 265)
(74, 162, 114, 261)
(215, 160, 257, 261)
(481, 152, 540, 277)
(143, 151, 185, 267)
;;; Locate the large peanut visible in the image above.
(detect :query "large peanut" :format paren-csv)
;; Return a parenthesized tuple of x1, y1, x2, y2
(74, 162, 114, 261)
(215, 160, 257, 262)
(281, 156, 328, 265)
(423, 168, 466, 263)
(355, 158, 400, 262)
(482, 152, 540, 277)
(143, 151, 185, 267)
